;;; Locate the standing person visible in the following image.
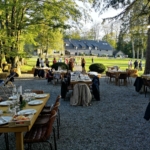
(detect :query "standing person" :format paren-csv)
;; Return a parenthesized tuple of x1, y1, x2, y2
(134, 60, 138, 69)
(69, 58, 74, 71)
(91, 57, 94, 63)
(81, 58, 86, 70)
(139, 60, 142, 71)
(36, 58, 40, 67)
(45, 58, 50, 67)
(128, 60, 131, 69)
(59, 57, 62, 62)
(53, 57, 57, 64)
(130, 60, 133, 69)
(40, 58, 44, 67)
(65, 58, 68, 65)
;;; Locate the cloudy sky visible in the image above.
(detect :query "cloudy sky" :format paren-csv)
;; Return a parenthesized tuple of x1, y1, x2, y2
(77, 1, 123, 29)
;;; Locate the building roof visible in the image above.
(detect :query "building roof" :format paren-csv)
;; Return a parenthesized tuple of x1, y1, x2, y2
(64, 39, 113, 51)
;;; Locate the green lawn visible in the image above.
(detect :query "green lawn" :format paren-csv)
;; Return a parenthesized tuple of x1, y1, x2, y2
(21, 56, 145, 76)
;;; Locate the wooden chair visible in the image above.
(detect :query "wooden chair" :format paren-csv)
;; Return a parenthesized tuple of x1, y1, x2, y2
(126, 69, 138, 83)
(24, 110, 57, 150)
(36, 102, 60, 139)
(41, 95, 61, 115)
(105, 71, 110, 83)
(117, 73, 128, 86)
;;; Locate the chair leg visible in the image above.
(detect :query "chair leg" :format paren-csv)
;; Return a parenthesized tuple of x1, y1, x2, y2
(27, 143, 32, 150)
(53, 127, 57, 150)
(58, 109, 60, 126)
(145, 87, 147, 98)
(4, 133, 9, 150)
(56, 117, 59, 139)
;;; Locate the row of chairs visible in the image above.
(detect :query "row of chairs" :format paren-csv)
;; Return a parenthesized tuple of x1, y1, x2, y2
(105, 71, 129, 86)
(24, 94, 61, 150)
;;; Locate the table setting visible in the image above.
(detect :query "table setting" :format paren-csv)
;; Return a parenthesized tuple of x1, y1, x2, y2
(0, 86, 48, 126)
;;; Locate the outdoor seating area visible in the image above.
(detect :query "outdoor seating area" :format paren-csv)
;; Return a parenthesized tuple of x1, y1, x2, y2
(0, 73, 150, 150)
(105, 68, 139, 86)
(1, 63, 150, 150)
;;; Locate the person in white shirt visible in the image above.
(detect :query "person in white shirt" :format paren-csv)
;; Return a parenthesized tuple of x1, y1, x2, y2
(40, 58, 45, 67)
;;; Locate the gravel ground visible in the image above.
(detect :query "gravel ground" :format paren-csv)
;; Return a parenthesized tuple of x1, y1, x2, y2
(0, 76, 150, 150)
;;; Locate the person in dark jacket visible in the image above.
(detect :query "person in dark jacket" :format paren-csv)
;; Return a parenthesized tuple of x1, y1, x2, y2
(47, 69, 54, 83)
(139, 60, 142, 71)
(92, 76, 100, 101)
(36, 58, 40, 67)
(134, 60, 138, 69)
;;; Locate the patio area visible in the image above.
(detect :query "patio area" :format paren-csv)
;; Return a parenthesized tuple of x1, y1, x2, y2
(0, 76, 150, 150)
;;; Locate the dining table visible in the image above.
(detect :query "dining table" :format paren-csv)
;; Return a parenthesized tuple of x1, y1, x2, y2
(70, 73, 92, 87)
(141, 74, 150, 80)
(0, 93, 50, 150)
(107, 70, 128, 85)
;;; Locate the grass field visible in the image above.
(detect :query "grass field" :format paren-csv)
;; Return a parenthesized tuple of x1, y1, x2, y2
(21, 56, 145, 76)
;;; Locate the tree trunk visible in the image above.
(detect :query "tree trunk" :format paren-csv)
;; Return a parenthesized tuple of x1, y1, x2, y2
(131, 39, 135, 58)
(141, 38, 144, 59)
(144, 15, 150, 74)
(137, 47, 139, 59)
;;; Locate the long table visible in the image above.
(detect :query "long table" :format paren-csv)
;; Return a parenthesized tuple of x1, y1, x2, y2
(70, 74, 92, 87)
(0, 93, 50, 150)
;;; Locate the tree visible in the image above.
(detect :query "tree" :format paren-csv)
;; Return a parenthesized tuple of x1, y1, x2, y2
(0, 0, 85, 67)
(93, 0, 150, 73)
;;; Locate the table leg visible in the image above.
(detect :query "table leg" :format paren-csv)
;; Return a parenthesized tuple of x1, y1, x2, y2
(15, 132, 24, 150)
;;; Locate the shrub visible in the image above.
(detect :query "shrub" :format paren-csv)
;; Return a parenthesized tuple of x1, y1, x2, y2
(51, 62, 68, 70)
(89, 63, 106, 73)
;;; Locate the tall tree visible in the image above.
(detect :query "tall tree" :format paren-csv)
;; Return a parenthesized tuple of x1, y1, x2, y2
(0, 0, 85, 67)
(93, 0, 150, 73)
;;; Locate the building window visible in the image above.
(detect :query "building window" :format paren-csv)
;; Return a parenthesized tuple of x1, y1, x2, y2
(66, 43, 69, 46)
(89, 47, 91, 50)
(95, 47, 97, 50)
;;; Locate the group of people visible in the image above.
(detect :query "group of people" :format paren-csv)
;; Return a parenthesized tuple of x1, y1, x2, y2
(128, 60, 143, 71)
(36, 58, 50, 68)
(36, 56, 87, 72)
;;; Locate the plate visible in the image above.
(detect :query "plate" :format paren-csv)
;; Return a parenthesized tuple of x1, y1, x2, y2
(35, 94, 47, 98)
(28, 100, 43, 106)
(0, 101, 13, 106)
(9, 95, 17, 100)
(0, 116, 12, 125)
(17, 109, 37, 115)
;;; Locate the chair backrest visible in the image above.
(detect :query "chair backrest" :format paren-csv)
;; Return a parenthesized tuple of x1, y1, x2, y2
(4, 72, 16, 86)
(119, 73, 128, 79)
(55, 95, 61, 104)
(45, 110, 57, 138)
(31, 90, 44, 94)
(52, 102, 60, 112)
(143, 78, 150, 86)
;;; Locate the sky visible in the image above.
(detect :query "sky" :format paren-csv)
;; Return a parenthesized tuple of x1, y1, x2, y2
(84, 8, 123, 29)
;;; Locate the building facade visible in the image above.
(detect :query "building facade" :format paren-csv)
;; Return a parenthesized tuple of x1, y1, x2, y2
(64, 39, 114, 56)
